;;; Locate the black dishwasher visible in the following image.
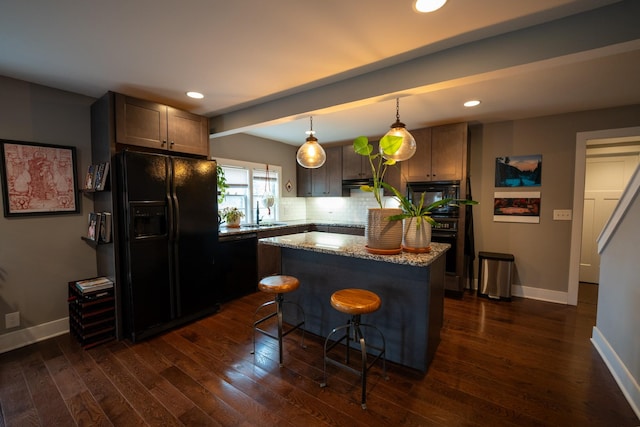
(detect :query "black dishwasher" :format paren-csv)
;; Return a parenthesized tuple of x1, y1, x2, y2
(216, 232, 258, 302)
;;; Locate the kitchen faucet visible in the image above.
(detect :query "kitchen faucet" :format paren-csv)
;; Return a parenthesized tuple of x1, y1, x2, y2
(256, 201, 262, 225)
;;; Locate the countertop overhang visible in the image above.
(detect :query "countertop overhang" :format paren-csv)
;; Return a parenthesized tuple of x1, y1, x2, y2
(259, 231, 449, 267)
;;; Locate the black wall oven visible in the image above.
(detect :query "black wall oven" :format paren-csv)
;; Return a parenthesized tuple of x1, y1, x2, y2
(431, 218, 458, 275)
(407, 181, 460, 218)
(408, 181, 461, 279)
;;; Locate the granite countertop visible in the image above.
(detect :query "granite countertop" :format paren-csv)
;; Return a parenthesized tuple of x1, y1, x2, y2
(218, 220, 364, 236)
(259, 231, 449, 267)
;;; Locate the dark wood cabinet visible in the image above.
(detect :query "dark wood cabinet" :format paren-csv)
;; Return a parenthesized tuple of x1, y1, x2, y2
(342, 144, 372, 180)
(404, 123, 467, 182)
(297, 146, 343, 197)
(430, 123, 467, 182)
(296, 164, 312, 197)
(404, 127, 432, 182)
(217, 234, 258, 302)
(311, 146, 342, 196)
(327, 225, 364, 235)
(115, 93, 209, 157)
(257, 226, 306, 278)
(343, 142, 401, 196)
(383, 161, 404, 196)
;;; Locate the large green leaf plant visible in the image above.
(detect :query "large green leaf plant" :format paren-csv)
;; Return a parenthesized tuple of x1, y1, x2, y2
(353, 134, 478, 225)
(353, 134, 403, 209)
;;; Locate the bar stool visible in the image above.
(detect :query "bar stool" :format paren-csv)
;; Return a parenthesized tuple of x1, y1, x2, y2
(320, 288, 387, 409)
(252, 275, 305, 367)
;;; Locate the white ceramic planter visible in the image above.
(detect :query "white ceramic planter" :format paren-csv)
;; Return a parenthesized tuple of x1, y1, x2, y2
(402, 217, 432, 251)
(365, 208, 403, 252)
(226, 217, 241, 228)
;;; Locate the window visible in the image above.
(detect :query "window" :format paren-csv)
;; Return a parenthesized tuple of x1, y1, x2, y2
(216, 158, 280, 224)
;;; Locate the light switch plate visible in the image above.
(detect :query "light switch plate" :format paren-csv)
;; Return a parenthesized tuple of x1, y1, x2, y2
(553, 209, 572, 221)
(5, 312, 20, 329)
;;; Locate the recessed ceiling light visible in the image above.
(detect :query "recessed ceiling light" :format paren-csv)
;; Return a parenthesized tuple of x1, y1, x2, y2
(186, 91, 204, 99)
(414, 0, 447, 13)
(464, 99, 481, 108)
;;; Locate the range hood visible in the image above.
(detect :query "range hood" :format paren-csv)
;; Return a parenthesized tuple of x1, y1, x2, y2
(341, 179, 373, 189)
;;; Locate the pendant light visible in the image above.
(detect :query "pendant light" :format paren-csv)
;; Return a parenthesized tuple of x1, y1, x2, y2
(296, 116, 326, 168)
(380, 98, 416, 161)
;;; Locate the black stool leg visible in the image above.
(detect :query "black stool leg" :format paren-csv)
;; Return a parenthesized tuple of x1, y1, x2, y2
(320, 314, 386, 409)
(353, 320, 368, 409)
(252, 293, 305, 367)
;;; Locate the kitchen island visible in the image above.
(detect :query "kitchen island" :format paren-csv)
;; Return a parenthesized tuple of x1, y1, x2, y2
(259, 232, 449, 372)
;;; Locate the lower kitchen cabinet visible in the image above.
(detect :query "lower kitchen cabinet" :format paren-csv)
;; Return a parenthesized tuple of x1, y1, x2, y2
(217, 233, 258, 302)
(257, 226, 306, 278)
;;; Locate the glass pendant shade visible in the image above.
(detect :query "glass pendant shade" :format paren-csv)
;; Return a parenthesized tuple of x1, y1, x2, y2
(380, 99, 416, 161)
(296, 117, 326, 168)
(381, 123, 416, 161)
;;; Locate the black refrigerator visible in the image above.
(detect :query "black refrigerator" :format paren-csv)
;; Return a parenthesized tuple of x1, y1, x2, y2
(118, 150, 220, 342)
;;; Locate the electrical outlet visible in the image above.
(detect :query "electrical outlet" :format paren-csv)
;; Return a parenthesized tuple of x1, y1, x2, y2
(553, 209, 573, 221)
(5, 312, 20, 329)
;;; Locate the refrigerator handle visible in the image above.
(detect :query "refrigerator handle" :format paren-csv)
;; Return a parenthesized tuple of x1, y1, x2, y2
(172, 193, 180, 240)
(166, 159, 175, 243)
(166, 193, 174, 241)
(168, 157, 179, 242)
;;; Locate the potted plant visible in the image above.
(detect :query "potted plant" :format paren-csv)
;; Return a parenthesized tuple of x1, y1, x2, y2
(219, 207, 244, 228)
(216, 164, 228, 204)
(353, 135, 405, 252)
(383, 184, 478, 252)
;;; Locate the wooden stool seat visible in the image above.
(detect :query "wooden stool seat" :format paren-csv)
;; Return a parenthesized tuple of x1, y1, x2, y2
(330, 289, 381, 315)
(253, 275, 305, 367)
(258, 275, 300, 294)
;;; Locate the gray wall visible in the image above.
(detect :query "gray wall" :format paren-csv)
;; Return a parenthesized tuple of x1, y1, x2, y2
(0, 76, 97, 343)
(210, 133, 299, 198)
(471, 105, 640, 295)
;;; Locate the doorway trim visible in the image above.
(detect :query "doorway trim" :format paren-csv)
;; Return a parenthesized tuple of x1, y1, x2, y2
(568, 126, 640, 305)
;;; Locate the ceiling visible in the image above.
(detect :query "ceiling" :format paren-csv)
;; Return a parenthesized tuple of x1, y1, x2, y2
(1, 0, 639, 146)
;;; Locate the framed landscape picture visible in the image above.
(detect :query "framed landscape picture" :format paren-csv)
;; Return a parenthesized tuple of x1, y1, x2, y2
(0, 139, 79, 217)
(495, 154, 542, 187)
(493, 191, 541, 223)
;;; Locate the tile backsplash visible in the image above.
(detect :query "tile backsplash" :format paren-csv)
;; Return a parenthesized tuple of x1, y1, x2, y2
(279, 189, 401, 224)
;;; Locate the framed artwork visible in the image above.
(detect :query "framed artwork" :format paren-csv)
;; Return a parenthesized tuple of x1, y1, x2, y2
(495, 154, 542, 187)
(493, 191, 541, 223)
(0, 139, 79, 217)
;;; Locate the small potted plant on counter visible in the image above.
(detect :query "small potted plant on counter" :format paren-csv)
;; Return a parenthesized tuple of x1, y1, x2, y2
(219, 207, 244, 228)
(383, 184, 478, 252)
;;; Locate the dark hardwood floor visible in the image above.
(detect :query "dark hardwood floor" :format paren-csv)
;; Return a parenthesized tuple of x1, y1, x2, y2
(1, 285, 637, 426)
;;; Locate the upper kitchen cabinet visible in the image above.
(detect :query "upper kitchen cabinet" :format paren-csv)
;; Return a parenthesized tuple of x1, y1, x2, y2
(297, 146, 343, 197)
(342, 144, 373, 180)
(404, 123, 468, 182)
(312, 146, 342, 196)
(115, 93, 209, 157)
(297, 164, 312, 197)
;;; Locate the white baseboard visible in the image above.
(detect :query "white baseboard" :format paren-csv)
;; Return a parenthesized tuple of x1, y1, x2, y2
(591, 326, 640, 420)
(0, 317, 69, 354)
(511, 284, 569, 304)
(471, 279, 570, 304)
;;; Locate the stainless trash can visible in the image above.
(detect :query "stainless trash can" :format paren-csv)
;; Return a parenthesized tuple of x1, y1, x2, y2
(477, 251, 514, 301)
